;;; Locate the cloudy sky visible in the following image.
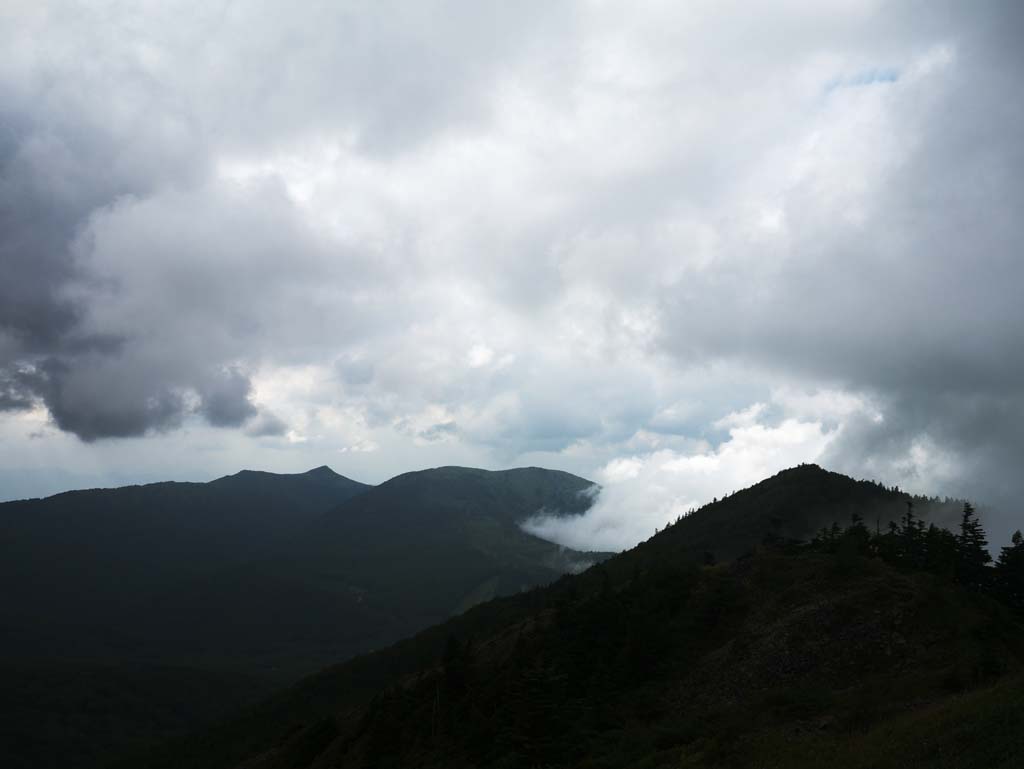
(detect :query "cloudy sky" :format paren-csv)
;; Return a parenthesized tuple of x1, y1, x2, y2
(2, 1, 1022, 550)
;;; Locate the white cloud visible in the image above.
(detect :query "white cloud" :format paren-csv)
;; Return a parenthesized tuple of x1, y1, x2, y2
(523, 393, 845, 551)
(770, 386, 881, 423)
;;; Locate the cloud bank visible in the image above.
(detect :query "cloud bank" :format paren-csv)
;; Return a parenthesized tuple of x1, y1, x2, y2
(2, 2, 1023, 548)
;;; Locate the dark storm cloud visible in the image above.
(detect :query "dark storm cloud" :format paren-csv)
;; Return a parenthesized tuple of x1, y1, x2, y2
(0, 108, 119, 355)
(0, 111, 84, 351)
(18, 357, 186, 442)
(199, 368, 258, 428)
(0, 367, 36, 411)
(0, 0, 566, 441)
(245, 411, 288, 438)
(0, 33, 208, 439)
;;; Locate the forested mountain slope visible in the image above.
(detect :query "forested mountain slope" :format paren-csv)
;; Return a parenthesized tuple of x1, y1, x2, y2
(121, 465, 1023, 769)
(1, 465, 607, 769)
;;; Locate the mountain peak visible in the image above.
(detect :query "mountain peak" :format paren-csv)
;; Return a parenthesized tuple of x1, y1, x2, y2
(304, 465, 339, 477)
(775, 462, 826, 477)
(220, 465, 342, 481)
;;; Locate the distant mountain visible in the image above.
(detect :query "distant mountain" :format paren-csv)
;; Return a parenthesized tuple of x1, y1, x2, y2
(0, 464, 606, 769)
(124, 465, 1023, 769)
(0, 465, 371, 659)
(1, 463, 603, 673)
(135, 466, 608, 678)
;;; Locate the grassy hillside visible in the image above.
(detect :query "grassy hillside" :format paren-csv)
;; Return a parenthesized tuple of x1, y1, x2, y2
(117, 465, 1022, 769)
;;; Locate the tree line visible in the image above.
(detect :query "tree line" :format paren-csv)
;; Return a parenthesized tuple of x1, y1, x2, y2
(808, 501, 1024, 612)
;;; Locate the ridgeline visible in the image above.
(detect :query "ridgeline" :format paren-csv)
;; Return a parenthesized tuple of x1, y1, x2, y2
(113, 465, 1024, 769)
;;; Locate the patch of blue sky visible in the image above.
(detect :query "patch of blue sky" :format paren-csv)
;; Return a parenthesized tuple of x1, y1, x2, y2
(824, 67, 900, 93)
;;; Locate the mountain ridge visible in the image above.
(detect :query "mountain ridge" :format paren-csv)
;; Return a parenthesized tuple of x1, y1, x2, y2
(0, 463, 610, 769)
(116, 463, 1021, 769)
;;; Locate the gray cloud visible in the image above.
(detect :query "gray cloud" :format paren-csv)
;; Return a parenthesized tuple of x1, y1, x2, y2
(199, 368, 258, 428)
(418, 421, 458, 442)
(1, 2, 1022, 548)
(650, 4, 1024, 539)
(0, 1, 564, 440)
(24, 356, 187, 442)
(0, 365, 40, 412)
(245, 411, 288, 438)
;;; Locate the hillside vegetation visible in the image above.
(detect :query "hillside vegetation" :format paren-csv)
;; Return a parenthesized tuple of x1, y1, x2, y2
(0, 465, 606, 769)
(118, 465, 1024, 769)
(0, 466, 370, 662)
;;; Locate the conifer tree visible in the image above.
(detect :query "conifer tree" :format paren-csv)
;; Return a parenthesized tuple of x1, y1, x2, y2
(956, 502, 991, 590)
(845, 511, 871, 553)
(996, 530, 1024, 610)
(923, 523, 958, 579)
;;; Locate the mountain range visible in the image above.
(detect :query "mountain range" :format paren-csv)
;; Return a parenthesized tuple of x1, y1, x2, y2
(111, 465, 1024, 769)
(1, 465, 603, 675)
(0, 464, 606, 768)
(2, 463, 1021, 768)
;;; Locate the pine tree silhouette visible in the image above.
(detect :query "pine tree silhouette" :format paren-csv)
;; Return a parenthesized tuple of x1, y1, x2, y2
(996, 530, 1024, 610)
(956, 502, 991, 591)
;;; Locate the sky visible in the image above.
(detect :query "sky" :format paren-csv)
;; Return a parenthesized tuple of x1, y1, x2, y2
(2, 1, 1023, 551)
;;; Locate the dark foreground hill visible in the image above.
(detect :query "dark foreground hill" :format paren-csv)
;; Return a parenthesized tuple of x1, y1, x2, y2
(0, 465, 607, 769)
(119, 465, 1024, 769)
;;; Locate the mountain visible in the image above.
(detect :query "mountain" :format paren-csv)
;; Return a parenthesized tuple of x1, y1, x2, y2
(0, 465, 603, 672)
(0, 465, 371, 661)
(0, 464, 607, 769)
(0, 663, 268, 769)
(634, 462, 964, 564)
(121, 465, 1024, 769)
(134, 466, 608, 678)
(299, 465, 603, 619)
